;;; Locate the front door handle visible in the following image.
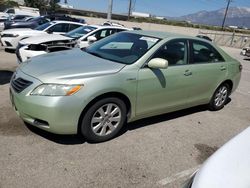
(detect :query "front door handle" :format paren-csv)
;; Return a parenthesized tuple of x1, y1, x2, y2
(220, 66, 226, 71)
(184, 70, 192, 76)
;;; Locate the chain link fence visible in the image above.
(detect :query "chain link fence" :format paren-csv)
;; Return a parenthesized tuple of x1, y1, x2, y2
(199, 30, 250, 49)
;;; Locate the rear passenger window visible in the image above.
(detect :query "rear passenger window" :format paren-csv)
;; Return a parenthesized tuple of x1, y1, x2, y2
(152, 40, 188, 66)
(191, 40, 224, 64)
(48, 23, 69, 33)
(69, 24, 80, 31)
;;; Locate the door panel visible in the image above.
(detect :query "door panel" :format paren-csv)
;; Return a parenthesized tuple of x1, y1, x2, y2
(136, 65, 192, 116)
(136, 39, 191, 116)
(186, 40, 228, 105)
(186, 62, 228, 105)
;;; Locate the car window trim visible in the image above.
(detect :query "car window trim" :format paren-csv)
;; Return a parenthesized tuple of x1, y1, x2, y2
(188, 39, 225, 65)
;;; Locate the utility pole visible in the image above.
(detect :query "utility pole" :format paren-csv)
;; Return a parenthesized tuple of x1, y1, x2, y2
(107, 0, 113, 20)
(222, 0, 232, 30)
(128, 0, 132, 20)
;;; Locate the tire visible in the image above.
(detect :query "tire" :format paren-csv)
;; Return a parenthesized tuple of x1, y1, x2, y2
(209, 83, 230, 111)
(80, 97, 127, 142)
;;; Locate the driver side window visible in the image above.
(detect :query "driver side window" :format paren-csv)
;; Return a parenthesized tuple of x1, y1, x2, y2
(152, 39, 188, 66)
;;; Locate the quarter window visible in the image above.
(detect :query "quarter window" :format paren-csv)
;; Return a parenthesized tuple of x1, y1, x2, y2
(152, 40, 188, 66)
(190, 40, 224, 64)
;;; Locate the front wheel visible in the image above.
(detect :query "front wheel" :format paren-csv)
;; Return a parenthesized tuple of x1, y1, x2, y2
(80, 97, 127, 142)
(209, 83, 230, 111)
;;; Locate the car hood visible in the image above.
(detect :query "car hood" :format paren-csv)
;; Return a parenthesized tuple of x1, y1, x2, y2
(192, 127, 250, 188)
(2, 28, 44, 35)
(20, 34, 73, 45)
(19, 48, 126, 83)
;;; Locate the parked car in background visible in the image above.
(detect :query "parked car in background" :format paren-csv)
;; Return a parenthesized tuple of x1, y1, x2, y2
(3, 16, 50, 30)
(3, 15, 34, 30)
(45, 14, 86, 23)
(184, 127, 250, 188)
(0, 6, 40, 19)
(1, 20, 85, 50)
(10, 31, 241, 142)
(16, 25, 129, 62)
(76, 25, 131, 48)
(196, 35, 213, 42)
(0, 17, 8, 31)
(240, 46, 250, 56)
(102, 21, 124, 27)
(3, 14, 85, 30)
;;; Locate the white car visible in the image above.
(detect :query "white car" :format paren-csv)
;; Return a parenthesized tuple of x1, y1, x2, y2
(16, 25, 130, 62)
(184, 127, 250, 188)
(0, 20, 85, 50)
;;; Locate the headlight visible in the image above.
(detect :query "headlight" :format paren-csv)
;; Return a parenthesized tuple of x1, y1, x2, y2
(2, 33, 19, 37)
(30, 84, 82, 96)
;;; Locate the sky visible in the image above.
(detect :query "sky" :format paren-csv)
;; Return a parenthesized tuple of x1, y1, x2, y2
(64, 0, 250, 17)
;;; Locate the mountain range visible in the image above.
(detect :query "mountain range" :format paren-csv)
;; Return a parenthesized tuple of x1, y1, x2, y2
(171, 7, 250, 28)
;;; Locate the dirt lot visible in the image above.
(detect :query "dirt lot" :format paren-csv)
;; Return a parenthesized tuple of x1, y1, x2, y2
(0, 46, 250, 188)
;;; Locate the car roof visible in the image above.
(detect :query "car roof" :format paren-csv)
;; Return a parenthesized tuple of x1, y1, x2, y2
(88, 25, 129, 30)
(125, 30, 200, 40)
(50, 20, 86, 25)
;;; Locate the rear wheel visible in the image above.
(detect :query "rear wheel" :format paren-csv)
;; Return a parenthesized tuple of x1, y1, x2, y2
(209, 83, 229, 111)
(81, 97, 127, 142)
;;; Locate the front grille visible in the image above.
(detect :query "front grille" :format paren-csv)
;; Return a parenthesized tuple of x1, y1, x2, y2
(11, 77, 33, 93)
(5, 41, 12, 47)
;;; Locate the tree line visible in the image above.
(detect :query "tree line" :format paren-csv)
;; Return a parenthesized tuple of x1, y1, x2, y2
(0, 0, 60, 12)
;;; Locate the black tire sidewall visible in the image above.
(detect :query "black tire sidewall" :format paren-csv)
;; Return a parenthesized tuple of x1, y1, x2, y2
(81, 97, 127, 142)
(209, 83, 229, 111)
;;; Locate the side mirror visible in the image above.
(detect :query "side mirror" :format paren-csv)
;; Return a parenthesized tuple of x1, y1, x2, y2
(46, 29, 53, 34)
(148, 58, 168, 69)
(87, 36, 97, 43)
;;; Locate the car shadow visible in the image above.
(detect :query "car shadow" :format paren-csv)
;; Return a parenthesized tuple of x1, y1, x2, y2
(123, 105, 208, 132)
(0, 70, 13, 85)
(24, 98, 232, 145)
(25, 123, 86, 145)
(121, 98, 231, 134)
(243, 58, 250, 61)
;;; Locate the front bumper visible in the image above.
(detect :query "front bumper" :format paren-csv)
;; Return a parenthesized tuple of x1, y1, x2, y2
(0, 36, 19, 49)
(10, 70, 85, 135)
(17, 45, 47, 63)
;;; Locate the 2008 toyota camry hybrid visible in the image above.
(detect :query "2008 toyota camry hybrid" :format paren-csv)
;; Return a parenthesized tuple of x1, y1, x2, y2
(10, 30, 242, 142)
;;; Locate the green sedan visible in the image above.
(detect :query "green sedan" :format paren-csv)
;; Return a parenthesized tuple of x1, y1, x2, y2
(10, 30, 242, 142)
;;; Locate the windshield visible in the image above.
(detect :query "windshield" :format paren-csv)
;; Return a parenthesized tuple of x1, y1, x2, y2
(85, 32, 160, 64)
(35, 22, 52, 31)
(65, 26, 96, 39)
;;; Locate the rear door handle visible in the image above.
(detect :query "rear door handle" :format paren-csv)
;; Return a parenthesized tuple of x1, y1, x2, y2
(184, 70, 192, 76)
(220, 66, 226, 71)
